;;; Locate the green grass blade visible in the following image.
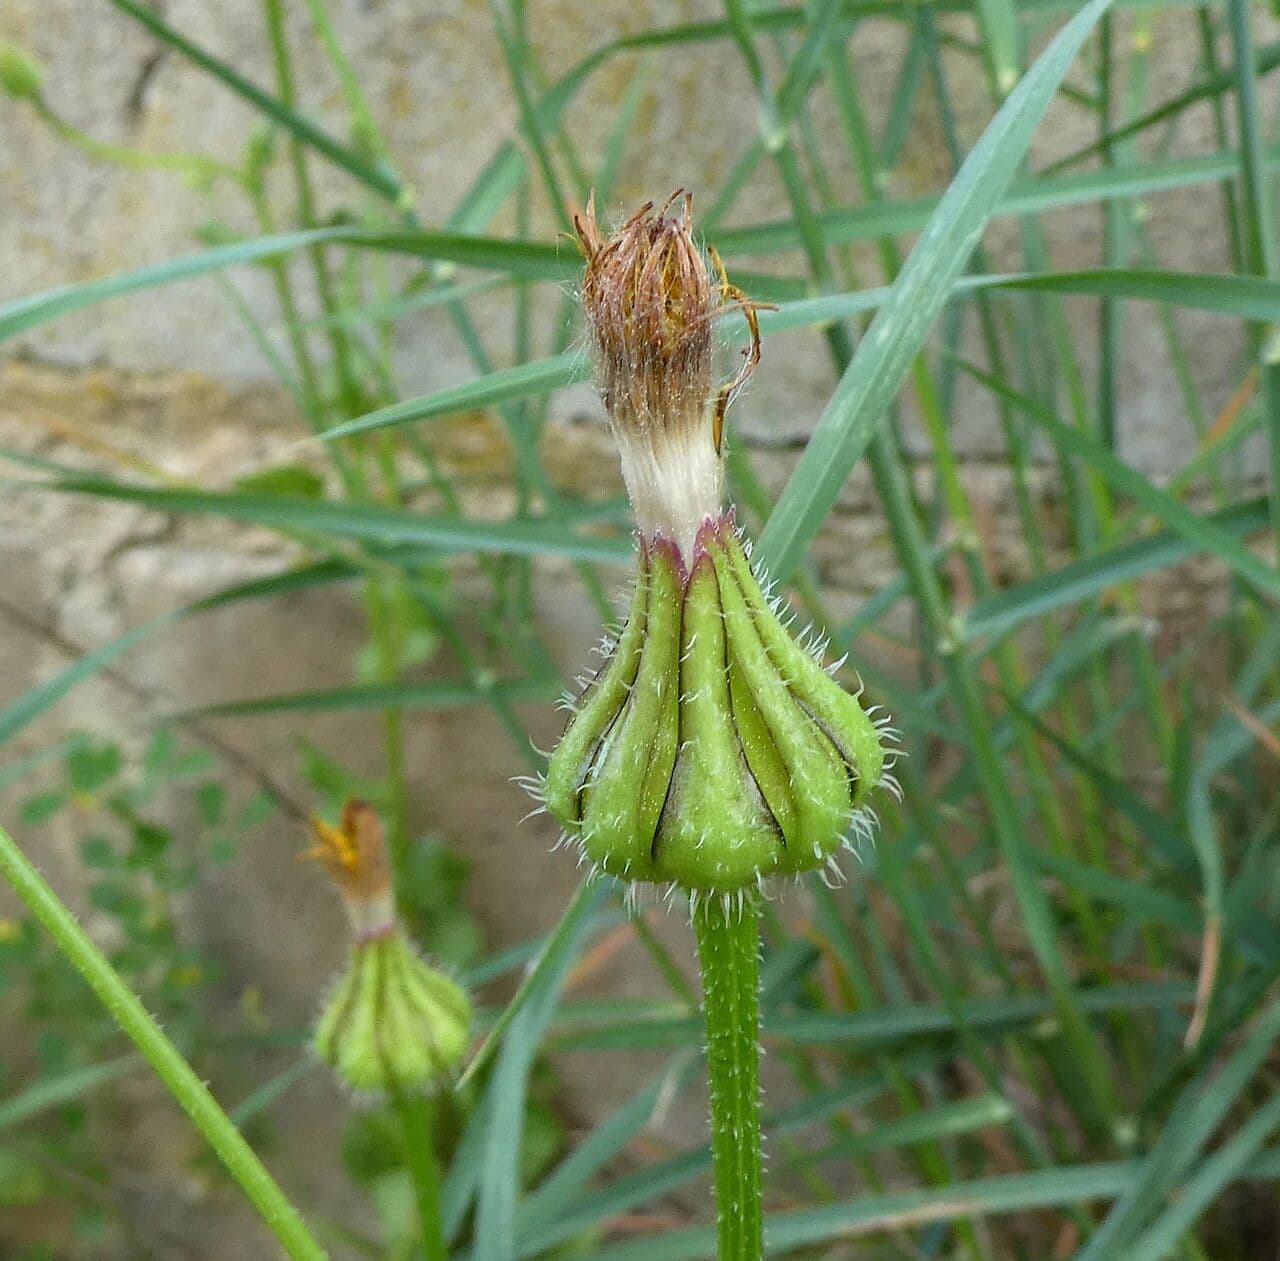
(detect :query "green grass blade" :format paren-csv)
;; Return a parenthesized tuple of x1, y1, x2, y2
(0, 822, 328, 1259)
(348, 229, 572, 280)
(964, 497, 1270, 640)
(0, 560, 357, 747)
(982, 267, 1280, 320)
(712, 145, 1280, 257)
(471, 881, 608, 1261)
(14, 476, 632, 564)
(551, 982, 1191, 1051)
(1128, 1092, 1280, 1259)
(0, 1056, 140, 1130)
(756, 0, 1114, 581)
(0, 228, 355, 343)
(522, 1058, 696, 1231)
(104, 0, 402, 201)
(1043, 37, 1280, 175)
(317, 353, 585, 442)
(173, 675, 558, 719)
(456, 878, 608, 1092)
(957, 358, 1280, 602)
(1076, 998, 1280, 1259)
(821, 1093, 1014, 1159)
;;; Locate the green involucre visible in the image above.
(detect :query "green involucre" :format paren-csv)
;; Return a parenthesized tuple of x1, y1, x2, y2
(544, 516, 891, 893)
(315, 932, 471, 1093)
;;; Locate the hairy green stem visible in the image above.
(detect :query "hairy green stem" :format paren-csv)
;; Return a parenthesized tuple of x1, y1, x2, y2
(0, 822, 327, 1260)
(693, 891, 763, 1261)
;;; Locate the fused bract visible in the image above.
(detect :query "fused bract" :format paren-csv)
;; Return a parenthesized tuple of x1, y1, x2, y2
(543, 194, 895, 897)
(545, 512, 890, 894)
(315, 931, 471, 1094)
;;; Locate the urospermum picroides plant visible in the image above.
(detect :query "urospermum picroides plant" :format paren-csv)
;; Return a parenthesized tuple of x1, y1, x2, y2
(539, 192, 897, 1260)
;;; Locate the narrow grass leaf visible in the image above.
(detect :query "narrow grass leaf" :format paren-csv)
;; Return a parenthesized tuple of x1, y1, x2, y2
(0, 229, 356, 343)
(522, 1058, 696, 1230)
(1076, 998, 1280, 1259)
(318, 353, 585, 442)
(104, 0, 402, 200)
(17, 476, 632, 564)
(965, 498, 1270, 640)
(1128, 1093, 1280, 1259)
(757, 0, 1114, 581)
(0, 560, 358, 747)
(0, 1057, 140, 1129)
(173, 676, 558, 720)
(471, 881, 608, 1261)
(958, 358, 1280, 602)
(713, 146, 1280, 257)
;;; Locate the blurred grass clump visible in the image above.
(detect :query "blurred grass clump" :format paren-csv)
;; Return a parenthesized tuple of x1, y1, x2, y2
(1, 0, 1280, 1259)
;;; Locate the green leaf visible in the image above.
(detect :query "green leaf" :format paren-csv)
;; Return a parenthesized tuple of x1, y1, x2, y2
(550, 982, 1191, 1052)
(19, 791, 67, 826)
(0, 228, 355, 343)
(522, 1059, 696, 1232)
(964, 498, 1270, 640)
(66, 742, 123, 795)
(981, 267, 1280, 322)
(713, 145, 1280, 258)
(318, 353, 585, 442)
(956, 358, 1280, 603)
(1041, 37, 1280, 176)
(581, 1151, 1280, 1261)
(0, 1057, 139, 1130)
(0, 560, 360, 748)
(1127, 1092, 1280, 1259)
(472, 881, 609, 1261)
(1076, 998, 1280, 1259)
(234, 464, 327, 499)
(105, 0, 402, 200)
(15, 475, 633, 565)
(756, 0, 1115, 582)
(174, 675, 557, 720)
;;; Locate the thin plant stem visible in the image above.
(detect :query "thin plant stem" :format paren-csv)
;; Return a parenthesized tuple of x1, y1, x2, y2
(393, 1089, 446, 1261)
(261, 0, 361, 411)
(31, 98, 241, 184)
(0, 822, 328, 1261)
(692, 890, 763, 1261)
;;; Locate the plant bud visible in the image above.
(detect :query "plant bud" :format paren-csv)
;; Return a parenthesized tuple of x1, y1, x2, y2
(544, 195, 897, 898)
(308, 803, 471, 1092)
(0, 42, 43, 101)
(314, 931, 471, 1094)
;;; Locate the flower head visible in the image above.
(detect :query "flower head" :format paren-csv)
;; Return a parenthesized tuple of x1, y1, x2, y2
(543, 195, 898, 901)
(574, 190, 763, 561)
(308, 802, 472, 1093)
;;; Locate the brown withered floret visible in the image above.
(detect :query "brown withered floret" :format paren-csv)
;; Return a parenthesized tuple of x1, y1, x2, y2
(305, 799, 392, 905)
(574, 190, 767, 453)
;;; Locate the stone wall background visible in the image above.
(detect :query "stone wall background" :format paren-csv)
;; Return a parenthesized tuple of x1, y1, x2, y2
(0, 2, 1275, 1255)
